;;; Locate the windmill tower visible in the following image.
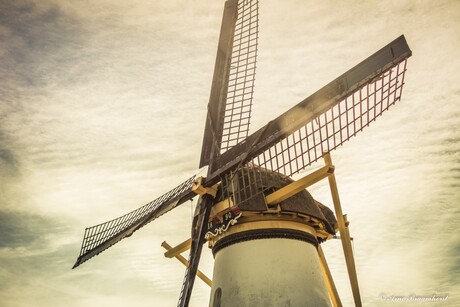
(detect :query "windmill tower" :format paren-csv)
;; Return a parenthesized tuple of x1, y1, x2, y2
(73, 1, 412, 306)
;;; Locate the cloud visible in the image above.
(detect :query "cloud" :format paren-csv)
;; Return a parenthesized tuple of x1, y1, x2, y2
(0, 209, 72, 255)
(0, 146, 19, 176)
(0, 0, 84, 88)
(0, 210, 49, 249)
(0, 208, 77, 306)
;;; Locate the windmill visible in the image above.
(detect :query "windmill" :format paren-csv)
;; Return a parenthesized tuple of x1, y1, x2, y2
(73, 0, 412, 306)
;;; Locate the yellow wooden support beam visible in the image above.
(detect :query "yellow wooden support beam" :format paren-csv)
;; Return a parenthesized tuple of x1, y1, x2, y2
(323, 153, 362, 307)
(192, 176, 218, 198)
(318, 244, 343, 307)
(164, 238, 192, 258)
(265, 164, 334, 205)
(161, 241, 212, 287)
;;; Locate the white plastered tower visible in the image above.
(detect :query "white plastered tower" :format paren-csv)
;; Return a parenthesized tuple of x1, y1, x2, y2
(205, 164, 337, 307)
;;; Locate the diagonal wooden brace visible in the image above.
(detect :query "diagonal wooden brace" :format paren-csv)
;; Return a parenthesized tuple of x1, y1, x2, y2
(164, 238, 191, 259)
(161, 241, 212, 287)
(323, 153, 362, 307)
(265, 164, 335, 205)
(318, 244, 343, 307)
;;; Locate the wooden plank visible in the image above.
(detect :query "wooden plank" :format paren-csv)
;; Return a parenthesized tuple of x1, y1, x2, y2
(164, 238, 192, 258)
(324, 153, 362, 307)
(161, 241, 212, 287)
(265, 164, 334, 205)
(318, 244, 343, 307)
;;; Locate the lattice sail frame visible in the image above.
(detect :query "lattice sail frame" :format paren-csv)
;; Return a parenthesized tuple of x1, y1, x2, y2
(251, 59, 408, 176)
(220, 0, 259, 153)
(73, 175, 196, 268)
(214, 58, 409, 209)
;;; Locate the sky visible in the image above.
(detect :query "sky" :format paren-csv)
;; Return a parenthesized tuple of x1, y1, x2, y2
(0, 0, 459, 306)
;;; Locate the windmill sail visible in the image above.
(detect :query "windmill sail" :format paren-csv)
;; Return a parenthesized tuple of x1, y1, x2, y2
(200, 0, 259, 168)
(179, 2, 260, 304)
(206, 35, 412, 184)
(219, 0, 259, 153)
(73, 175, 197, 268)
(176, 195, 213, 307)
